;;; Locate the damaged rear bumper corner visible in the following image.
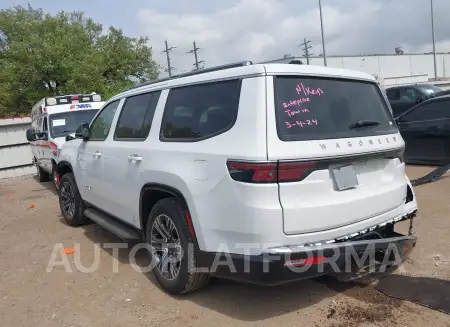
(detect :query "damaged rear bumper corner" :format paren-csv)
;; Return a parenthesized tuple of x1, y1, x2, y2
(197, 217, 417, 286)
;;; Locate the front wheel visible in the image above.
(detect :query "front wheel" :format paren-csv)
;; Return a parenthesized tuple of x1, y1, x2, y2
(52, 166, 60, 191)
(146, 198, 210, 295)
(36, 162, 50, 182)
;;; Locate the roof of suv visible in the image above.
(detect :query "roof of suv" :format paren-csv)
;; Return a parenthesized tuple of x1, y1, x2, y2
(112, 63, 376, 101)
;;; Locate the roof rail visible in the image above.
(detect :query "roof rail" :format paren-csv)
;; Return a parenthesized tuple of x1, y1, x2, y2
(121, 61, 253, 93)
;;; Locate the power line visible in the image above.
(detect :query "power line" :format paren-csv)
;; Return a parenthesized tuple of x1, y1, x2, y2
(187, 41, 204, 70)
(299, 38, 313, 65)
(162, 40, 176, 77)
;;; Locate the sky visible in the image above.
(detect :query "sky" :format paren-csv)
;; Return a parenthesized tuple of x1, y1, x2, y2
(3, 0, 450, 77)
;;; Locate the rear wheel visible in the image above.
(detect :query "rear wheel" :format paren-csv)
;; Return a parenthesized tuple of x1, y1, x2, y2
(59, 173, 87, 226)
(146, 198, 210, 295)
(36, 162, 50, 182)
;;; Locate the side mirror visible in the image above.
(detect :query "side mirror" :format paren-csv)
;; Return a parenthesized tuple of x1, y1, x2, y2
(26, 128, 36, 142)
(65, 134, 75, 142)
(75, 123, 90, 140)
(40, 131, 48, 141)
(416, 96, 424, 104)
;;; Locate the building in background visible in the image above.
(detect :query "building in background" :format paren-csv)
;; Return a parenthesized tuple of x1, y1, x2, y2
(261, 50, 450, 88)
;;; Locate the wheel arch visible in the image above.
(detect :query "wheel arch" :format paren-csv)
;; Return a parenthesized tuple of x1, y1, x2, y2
(139, 183, 197, 240)
(57, 160, 74, 178)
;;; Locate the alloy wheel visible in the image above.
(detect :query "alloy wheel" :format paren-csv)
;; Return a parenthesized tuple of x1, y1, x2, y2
(60, 181, 75, 218)
(150, 214, 182, 280)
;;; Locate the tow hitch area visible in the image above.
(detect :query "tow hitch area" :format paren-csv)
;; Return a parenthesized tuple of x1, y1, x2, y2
(203, 214, 418, 286)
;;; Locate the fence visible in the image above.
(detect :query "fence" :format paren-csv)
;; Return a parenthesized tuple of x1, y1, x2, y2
(0, 117, 34, 179)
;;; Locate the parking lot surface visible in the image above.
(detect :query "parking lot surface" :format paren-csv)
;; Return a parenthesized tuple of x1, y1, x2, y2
(1, 166, 450, 327)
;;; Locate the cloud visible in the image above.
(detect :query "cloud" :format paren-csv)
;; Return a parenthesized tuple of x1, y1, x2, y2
(137, 0, 450, 76)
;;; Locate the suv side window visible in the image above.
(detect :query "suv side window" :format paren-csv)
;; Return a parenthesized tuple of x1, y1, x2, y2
(387, 89, 400, 101)
(160, 80, 240, 141)
(114, 91, 161, 140)
(89, 100, 120, 141)
(400, 87, 420, 101)
(401, 101, 448, 123)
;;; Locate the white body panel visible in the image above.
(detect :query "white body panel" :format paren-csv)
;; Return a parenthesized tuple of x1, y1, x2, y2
(59, 63, 418, 256)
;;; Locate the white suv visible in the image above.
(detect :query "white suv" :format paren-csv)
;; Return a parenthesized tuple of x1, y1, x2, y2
(56, 61, 418, 294)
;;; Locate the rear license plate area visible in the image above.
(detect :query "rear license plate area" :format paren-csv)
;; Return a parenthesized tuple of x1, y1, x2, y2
(331, 164, 358, 190)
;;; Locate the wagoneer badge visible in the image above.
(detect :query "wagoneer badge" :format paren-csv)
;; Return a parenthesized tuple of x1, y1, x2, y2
(319, 136, 398, 150)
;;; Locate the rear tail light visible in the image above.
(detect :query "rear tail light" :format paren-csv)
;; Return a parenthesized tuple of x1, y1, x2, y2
(49, 142, 58, 157)
(227, 161, 317, 183)
(227, 162, 277, 183)
(278, 161, 316, 182)
(387, 148, 405, 163)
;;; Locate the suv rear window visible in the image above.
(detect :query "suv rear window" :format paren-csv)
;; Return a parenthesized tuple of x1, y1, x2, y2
(274, 76, 397, 141)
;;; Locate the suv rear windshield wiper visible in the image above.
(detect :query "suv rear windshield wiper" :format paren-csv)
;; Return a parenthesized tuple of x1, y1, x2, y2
(349, 120, 381, 129)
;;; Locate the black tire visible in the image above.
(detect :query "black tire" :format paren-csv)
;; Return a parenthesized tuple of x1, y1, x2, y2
(36, 162, 50, 182)
(58, 173, 87, 226)
(52, 165, 60, 191)
(146, 198, 210, 295)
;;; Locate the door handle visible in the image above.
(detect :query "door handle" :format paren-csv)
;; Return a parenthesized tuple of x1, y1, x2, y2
(93, 151, 102, 158)
(128, 154, 143, 162)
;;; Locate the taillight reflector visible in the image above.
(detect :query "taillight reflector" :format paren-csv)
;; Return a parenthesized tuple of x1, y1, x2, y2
(284, 256, 326, 267)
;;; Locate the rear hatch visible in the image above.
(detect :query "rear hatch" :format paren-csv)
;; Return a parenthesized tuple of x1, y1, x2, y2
(267, 75, 406, 235)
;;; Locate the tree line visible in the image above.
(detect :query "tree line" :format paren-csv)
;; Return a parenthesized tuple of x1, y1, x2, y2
(0, 5, 159, 117)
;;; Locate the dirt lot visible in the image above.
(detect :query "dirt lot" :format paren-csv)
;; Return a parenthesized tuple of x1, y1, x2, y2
(1, 166, 450, 327)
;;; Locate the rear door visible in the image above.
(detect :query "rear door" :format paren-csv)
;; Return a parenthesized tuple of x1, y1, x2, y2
(101, 91, 161, 226)
(266, 75, 406, 235)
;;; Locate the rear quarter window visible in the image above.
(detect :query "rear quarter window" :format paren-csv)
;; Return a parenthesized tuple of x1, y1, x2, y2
(160, 79, 241, 142)
(274, 76, 397, 141)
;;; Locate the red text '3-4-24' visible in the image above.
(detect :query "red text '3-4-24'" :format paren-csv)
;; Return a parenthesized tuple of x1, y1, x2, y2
(285, 119, 318, 129)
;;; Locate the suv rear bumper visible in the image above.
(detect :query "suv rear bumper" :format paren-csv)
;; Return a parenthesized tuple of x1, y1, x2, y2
(196, 224, 417, 286)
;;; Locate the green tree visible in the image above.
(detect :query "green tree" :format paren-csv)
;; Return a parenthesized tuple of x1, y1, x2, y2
(0, 5, 159, 117)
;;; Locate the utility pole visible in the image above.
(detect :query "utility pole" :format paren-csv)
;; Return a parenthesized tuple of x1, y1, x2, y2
(187, 41, 204, 70)
(299, 38, 313, 65)
(431, 0, 438, 80)
(162, 40, 176, 77)
(319, 0, 327, 66)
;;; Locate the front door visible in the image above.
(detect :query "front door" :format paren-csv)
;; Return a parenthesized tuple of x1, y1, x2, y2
(77, 140, 104, 204)
(76, 100, 122, 209)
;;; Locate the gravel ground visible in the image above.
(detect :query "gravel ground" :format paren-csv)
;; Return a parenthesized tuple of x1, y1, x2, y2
(0, 166, 449, 327)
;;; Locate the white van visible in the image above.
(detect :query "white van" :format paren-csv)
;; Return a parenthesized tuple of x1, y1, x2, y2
(26, 93, 105, 189)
